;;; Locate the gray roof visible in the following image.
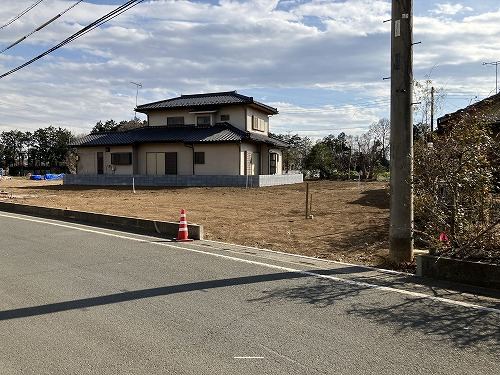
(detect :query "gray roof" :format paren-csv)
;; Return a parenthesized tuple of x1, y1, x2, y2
(71, 123, 289, 148)
(438, 92, 500, 131)
(135, 91, 278, 115)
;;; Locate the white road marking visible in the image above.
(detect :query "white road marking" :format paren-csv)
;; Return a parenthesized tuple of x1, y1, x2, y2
(205, 238, 409, 275)
(1, 212, 499, 314)
(233, 356, 264, 359)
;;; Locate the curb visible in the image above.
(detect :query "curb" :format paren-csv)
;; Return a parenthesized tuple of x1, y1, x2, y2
(0, 201, 203, 240)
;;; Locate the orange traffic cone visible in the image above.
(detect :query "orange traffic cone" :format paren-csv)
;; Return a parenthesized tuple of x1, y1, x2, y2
(176, 208, 193, 241)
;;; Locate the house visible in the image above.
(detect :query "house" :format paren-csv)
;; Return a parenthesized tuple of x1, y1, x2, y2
(437, 92, 500, 140)
(66, 91, 302, 187)
(436, 91, 500, 189)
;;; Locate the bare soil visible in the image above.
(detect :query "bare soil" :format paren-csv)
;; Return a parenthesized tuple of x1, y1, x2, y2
(0, 177, 402, 269)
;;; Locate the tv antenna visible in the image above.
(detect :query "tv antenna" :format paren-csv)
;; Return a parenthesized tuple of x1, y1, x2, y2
(482, 61, 500, 94)
(130, 81, 142, 117)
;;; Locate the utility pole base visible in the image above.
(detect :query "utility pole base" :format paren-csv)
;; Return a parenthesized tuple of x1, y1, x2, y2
(389, 237, 414, 263)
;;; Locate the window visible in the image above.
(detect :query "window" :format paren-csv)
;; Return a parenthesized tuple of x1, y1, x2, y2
(270, 153, 278, 174)
(167, 116, 184, 125)
(197, 115, 211, 126)
(252, 115, 265, 131)
(220, 114, 230, 122)
(111, 152, 132, 165)
(194, 152, 205, 164)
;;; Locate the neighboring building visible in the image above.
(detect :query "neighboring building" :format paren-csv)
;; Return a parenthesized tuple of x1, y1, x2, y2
(68, 91, 302, 187)
(437, 92, 500, 140)
(436, 91, 500, 188)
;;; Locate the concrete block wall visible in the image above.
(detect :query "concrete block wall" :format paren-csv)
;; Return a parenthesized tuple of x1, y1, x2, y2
(0, 201, 203, 240)
(417, 254, 500, 290)
(63, 174, 303, 187)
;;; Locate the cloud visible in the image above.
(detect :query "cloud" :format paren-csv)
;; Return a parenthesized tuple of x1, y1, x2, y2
(0, 0, 498, 140)
(271, 101, 382, 139)
(429, 3, 473, 16)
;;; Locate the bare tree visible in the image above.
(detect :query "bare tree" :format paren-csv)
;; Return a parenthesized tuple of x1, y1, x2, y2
(369, 118, 390, 161)
(413, 74, 446, 135)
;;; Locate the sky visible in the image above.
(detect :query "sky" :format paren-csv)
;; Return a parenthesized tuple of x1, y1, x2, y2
(0, 0, 499, 139)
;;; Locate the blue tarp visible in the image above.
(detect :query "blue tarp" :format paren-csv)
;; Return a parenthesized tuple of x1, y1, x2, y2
(29, 174, 64, 180)
(44, 173, 64, 180)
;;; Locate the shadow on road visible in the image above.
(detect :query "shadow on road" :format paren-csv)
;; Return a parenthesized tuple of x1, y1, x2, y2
(0, 271, 306, 321)
(347, 298, 500, 350)
(248, 275, 500, 350)
(2, 266, 498, 350)
(0, 268, 369, 321)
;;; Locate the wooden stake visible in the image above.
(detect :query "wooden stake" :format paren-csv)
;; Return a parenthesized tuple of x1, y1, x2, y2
(305, 183, 309, 219)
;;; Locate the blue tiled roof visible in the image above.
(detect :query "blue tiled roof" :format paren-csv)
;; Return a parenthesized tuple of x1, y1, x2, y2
(71, 123, 289, 148)
(135, 91, 278, 115)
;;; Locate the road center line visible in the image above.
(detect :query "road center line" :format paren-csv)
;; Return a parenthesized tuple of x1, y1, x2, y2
(1, 212, 499, 314)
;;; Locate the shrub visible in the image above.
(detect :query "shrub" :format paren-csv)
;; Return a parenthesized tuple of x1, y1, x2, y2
(413, 110, 500, 263)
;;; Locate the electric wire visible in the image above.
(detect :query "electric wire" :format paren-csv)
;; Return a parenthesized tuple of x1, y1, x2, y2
(0, 0, 84, 54)
(0, 0, 45, 31)
(63, 0, 144, 44)
(0, 0, 144, 80)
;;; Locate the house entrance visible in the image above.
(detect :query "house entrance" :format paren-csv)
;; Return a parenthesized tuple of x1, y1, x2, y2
(97, 152, 104, 174)
(244, 151, 260, 175)
(146, 152, 177, 175)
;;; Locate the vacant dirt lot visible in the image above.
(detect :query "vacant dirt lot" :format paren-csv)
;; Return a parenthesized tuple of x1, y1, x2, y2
(0, 177, 396, 268)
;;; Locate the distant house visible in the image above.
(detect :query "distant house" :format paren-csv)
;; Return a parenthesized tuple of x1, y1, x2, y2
(67, 91, 302, 187)
(437, 92, 500, 140)
(436, 92, 500, 187)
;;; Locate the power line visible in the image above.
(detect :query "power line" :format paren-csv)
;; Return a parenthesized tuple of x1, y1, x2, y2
(0, 0, 84, 54)
(0, 0, 45, 31)
(0, 0, 144, 80)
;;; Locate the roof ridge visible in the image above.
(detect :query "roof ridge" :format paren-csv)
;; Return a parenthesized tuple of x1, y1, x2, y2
(136, 91, 278, 115)
(180, 91, 239, 98)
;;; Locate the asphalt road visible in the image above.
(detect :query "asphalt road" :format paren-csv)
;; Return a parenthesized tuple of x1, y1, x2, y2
(0, 212, 499, 374)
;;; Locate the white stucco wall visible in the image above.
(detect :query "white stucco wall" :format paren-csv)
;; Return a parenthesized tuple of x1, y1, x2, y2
(240, 142, 261, 175)
(108, 146, 134, 174)
(147, 106, 247, 130)
(76, 146, 134, 175)
(245, 107, 270, 135)
(77, 147, 101, 174)
(238, 143, 283, 175)
(77, 141, 282, 177)
(148, 110, 193, 126)
(192, 143, 240, 175)
(148, 106, 252, 131)
(216, 107, 246, 131)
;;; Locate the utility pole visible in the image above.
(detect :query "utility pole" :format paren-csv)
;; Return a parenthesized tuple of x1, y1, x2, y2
(389, 0, 414, 263)
(482, 61, 500, 94)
